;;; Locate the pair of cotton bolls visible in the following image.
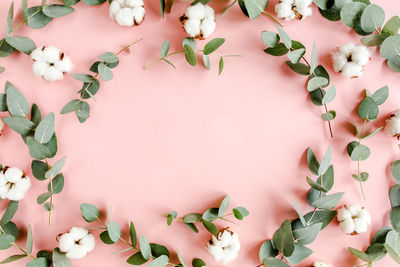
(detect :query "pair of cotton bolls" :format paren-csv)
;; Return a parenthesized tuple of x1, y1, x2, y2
(31, 46, 72, 82)
(275, 0, 313, 21)
(109, 0, 145, 27)
(181, 3, 216, 39)
(331, 43, 370, 78)
(0, 167, 31, 201)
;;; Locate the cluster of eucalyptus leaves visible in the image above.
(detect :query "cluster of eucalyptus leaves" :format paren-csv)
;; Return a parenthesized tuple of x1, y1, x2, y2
(0, 82, 66, 225)
(61, 40, 141, 123)
(346, 86, 388, 200)
(0, 200, 71, 267)
(80, 203, 207, 267)
(165, 195, 249, 235)
(262, 24, 336, 138)
(258, 146, 344, 266)
(145, 38, 239, 75)
(160, 0, 282, 25)
(314, 0, 400, 72)
(347, 161, 400, 266)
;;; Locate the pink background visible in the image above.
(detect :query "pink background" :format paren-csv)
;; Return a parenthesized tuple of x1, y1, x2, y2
(0, 0, 400, 266)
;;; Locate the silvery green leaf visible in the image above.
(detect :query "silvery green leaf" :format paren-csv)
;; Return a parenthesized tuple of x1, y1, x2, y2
(192, 258, 206, 267)
(63, 0, 75, 7)
(202, 208, 218, 221)
(107, 222, 121, 242)
(350, 144, 370, 161)
(61, 99, 81, 114)
(80, 203, 99, 222)
(52, 248, 71, 267)
(233, 207, 249, 220)
(262, 257, 290, 267)
(26, 257, 49, 267)
(99, 231, 115, 244)
(391, 207, 400, 233)
(286, 61, 310, 75)
(76, 101, 90, 123)
(218, 195, 230, 217)
(45, 156, 66, 178)
(3, 116, 34, 135)
(310, 41, 317, 73)
(139, 236, 151, 260)
(184, 222, 198, 233)
(272, 220, 295, 257)
(0, 254, 26, 264)
(127, 252, 148, 265)
(202, 220, 218, 234)
(160, 40, 170, 58)
(182, 38, 196, 49)
(0, 40, 15, 58)
(391, 185, 400, 208)
(321, 110, 336, 121)
(262, 31, 280, 47)
(49, 173, 64, 194)
(319, 0, 351, 21)
(385, 230, 400, 254)
(340, 2, 366, 27)
(34, 112, 55, 144)
(306, 176, 328, 192)
(162, 58, 176, 69)
(288, 48, 305, 64)
(79, 79, 100, 99)
(360, 4, 385, 33)
(98, 52, 119, 64)
(362, 127, 383, 140)
(371, 85, 389, 105)
(313, 0, 329, 10)
(0, 222, 18, 240)
(37, 192, 52, 204)
(318, 146, 332, 175)
(311, 192, 344, 210)
(31, 160, 47, 181)
(204, 38, 225, 55)
(26, 225, 33, 255)
(385, 244, 400, 264)
(292, 201, 306, 226)
(0, 201, 18, 226)
(392, 161, 400, 185)
(160, 0, 166, 18)
(177, 251, 187, 267)
(358, 96, 379, 121)
(0, 234, 15, 250)
(26, 136, 52, 160)
(307, 147, 319, 175)
(98, 63, 113, 81)
(81, 0, 106, 5)
(6, 82, 29, 116)
(244, 0, 267, 19)
(388, 56, 400, 72)
(43, 5, 74, 18)
(167, 211, 177, 226)
(361, 34, 385, 46)
(5, 36, 35, 54)
(319, 165, 334, 190)
(202, 54, 210, 70)
(184, 44, 197, 66)
(218, 57, 224, 75)
(276, 25, 292, 49)
(149, 255, 169, 267)
(27, 6, 53, 29)
(380, 36, 400, 60)
(383, 16, 400, 35)
(0, 66, 5, 74)
(295, 210, 336, 230)
(307, 77, 328, 92)
(259, 240, 279, 262)
(292, 223, 322, 245)
(6, 2, 14, 35)
(348, 247, 371, 262)
(321, 86, 336, 104)
(184, 213, 202, 223)
(352, 172, 369, 182)
(265, 43, 289, 56)
(70, 73, 94, 82)
(284, 243, 313, 264)
(0, 93, 7, 112)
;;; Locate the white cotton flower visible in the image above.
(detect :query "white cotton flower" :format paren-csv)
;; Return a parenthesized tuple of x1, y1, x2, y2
(275, 0, 313, 21)
(30, 46, 72, 82)
(59, 227, 95, 259)
(385, 110, 400, 139)
(109, 0, 145, 27)
(0, 117, 4, 135)
(207, 229, 240, 265)
(0, 167, 31, 201)
(331, 43, 370, 78)
(313, 261, 332, 267)
(337, 205, 371, 234)
(181, 3, 216, 39)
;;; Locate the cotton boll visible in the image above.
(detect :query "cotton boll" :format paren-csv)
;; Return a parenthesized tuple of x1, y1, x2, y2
(204, 5, 215, 18)
(126, 0, 143, 7)
(275, 3, 296, 20)
(33, 61, 49, 77)
(358, 209, 371, 224)
(109, 0, 145, 26)
(207, 229, 240, 266)
(184, 19, 201, 37)
(43, 46, 61, 64)
(132, 5, 145, 24)
(331, 51, 347, 72)
(337, 205, 371, 234)
(347, 205, 362, 215)
(115, 7, 134, 26)
(30, 47, 45, 61)
(0, 167, 31, 201)
(44, 66, 64, 82)
(297, 6, 312, 18)
(339, 218, 355, 234)
(338, 43, 356, 57)
(4, 167, 23, 182)
(54, 56, 72, 73)
(186, 3, 206, 20)
(353, 218, 368, 233)
(59, 227, 95, 260)
(351, 45, 370, 66)
(66, 244, 88, 259)
(341, 62, 363, 78)
(80, 234, 95, 252)
(313, 262, 332, 267)
(385, 111, 400, 138)
(109, 1, 121, 18)
(200, 17, 216, 38)
(337, 207, 351, 221)
(59, 233, 74, 252)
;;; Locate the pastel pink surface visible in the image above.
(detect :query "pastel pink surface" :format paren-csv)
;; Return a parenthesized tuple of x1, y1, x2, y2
(0, 0, 399, 266)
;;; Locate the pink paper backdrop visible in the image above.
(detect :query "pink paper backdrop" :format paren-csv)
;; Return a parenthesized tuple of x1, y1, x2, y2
(0, 0, 400, 266)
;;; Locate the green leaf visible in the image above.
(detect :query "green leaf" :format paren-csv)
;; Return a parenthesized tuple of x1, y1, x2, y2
(166, 211, 177, 226)
(0, 201, 18, 226)
(0, 40, 15, 58)
(372, 227, 392, 244)
(390, 185, 400, 208)
(204, 38, 225, 55)
(385, 230, 400, 254)
(0, 234, 15, 250)
(3, 117, 35, 135)
(127, 252, 148, 265)
(183, 213, 202, 223)
(380, 36, 400, 60)
(192, 258, 206, 267)
(182, 38, 196, 49)
(362, 127, 383, 140)
(1, 222, 18, 240)
(276, 25, 292, 49)
(76, 101, 90, 123)
(6, 2, 14, 35)
(388, 56, 400, 72)
(79, 79, 100, 99)
(262, 257, 290, 267)
(310, 192, 344, 210)
(37, 192, 52, 204)
(26, 225, 33, 255)
(26, 137, 51, 160)
(202, 220, 218, 234)
(129, 221, 137, 247)
(160, 0, 166, 18)
(262, 31, 280, 47)
(285, 243, 313, 264)
(202, 54, 211, 70)
(34, 112, 54, 144)
(177, 251, 187, 267)
(0, 254, 26, 264)
(43, 5, 74, 18)
(26, 257, 48, 267)
(391, 207, 400, 233)
(350, 144, 370, 161)
(80, 203, 99, 222)
(318, 146, 332, 175)
(360, 4, 385, 33)
(317, 164, 333, 192)
(286, 61, 310, 75)
(63, 0, 75, 7)
(32, 161, 48, 181)
(150, 243, 170, 258)
(361, 34, 385, 46)
(61, 99, 81, 114)
(313, 0, 329, 9)
(6, 84, 29, 117)
(322, 86, 336, 104)
(306, 176, 328, 192)
(370, 85, 389, 105)
(307, 77, 328, 92)
(98, 52, 119, 64)
(259, 240, 279, 262)
(287, 49, 305, 64)
(383, 16, 400, 35)
(148, 255, 169, 267)
(272, 220, 295, 257)
(310, 41, 317, 73)
(218, 195, 230, 217)
(340, 2, 366, 27)
(358, 96, 379, 121)
(81, 0, 106, 5)
(27, 6, 53, 29)
(139, 236, 151, 260)
(233, 207, 249, 220)
(45, 156, 66, 178)
(292, 223, 322, 245)
(184, 222, 199, 233)
(52, 248, 71, 267)
(392, 161, 400, 184)
(307, 147, 320, 175)
(321, 110, 336, 121)
(160, 40, 170, 58)
(30, 104, 41, 126)
(352, 172, 369, 182)
(98, 63, 113, 81)
(294, 210, 336, 230)
(5, 36, 35, 54)
(100, 230, 115, 244)
(244, 0, 268, 20)
(49, 173, 64, 194)
(202, 208, 219, 221)
(70, 73, 94, 82)
(265, 43, 289, 56)
(107, 222, 121, 242)
(348, 247, 371, 262)
(184, 44, 197, 66)
(218, 57, 224, 76)
(385, 243, 400, 264)
(0, 93, 7, 112)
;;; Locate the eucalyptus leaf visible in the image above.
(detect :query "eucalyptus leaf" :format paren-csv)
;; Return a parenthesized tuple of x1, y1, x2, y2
(160, 40, 170, 58)
(43, 5, 74, 18)
(34, 112, 55, 144)
(203, 38, 225, 55)
(262, 31, 280, 47)
(184, 44, 197, 66)
(272, 220, 295, 257)
(244, 0, 268, 20)
(360, 4, 385, 33)
(80, 203, 99, 222)
(3, 117, 35, 135)
(276, 25, 292, 49)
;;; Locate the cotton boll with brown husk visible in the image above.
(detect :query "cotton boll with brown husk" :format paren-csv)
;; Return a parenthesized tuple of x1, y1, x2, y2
(109, 0, 145, 27)
(0, 167, 31, 201)
(180, 3, 216, 40)
(331, 43, 370, 78)
(275, 0, 313, 20)
(337, 205, 371, 234)
(385, 109, 400, 139)
(58, 227, 95, 259)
